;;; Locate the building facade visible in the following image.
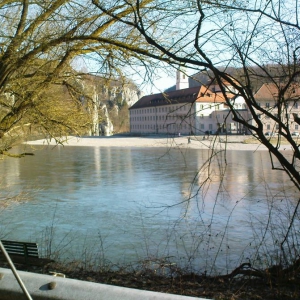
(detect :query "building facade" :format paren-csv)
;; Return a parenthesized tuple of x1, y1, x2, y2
(129, 86, 198, 135)
(129, 80, 246, 135)
(253, 83, 300, 134)
(129, 71, 300, 136)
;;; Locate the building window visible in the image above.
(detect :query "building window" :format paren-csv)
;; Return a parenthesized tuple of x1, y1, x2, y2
(266, 103, 270, 108)
(267, 124, 270, 130)
(295, 102, 298, 109)
(200, 124, 204, 129)
(209, 124, 213, 130)
(296, 124, 299, 130)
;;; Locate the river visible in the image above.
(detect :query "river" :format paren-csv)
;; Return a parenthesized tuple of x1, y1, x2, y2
(0, 145, 298, 274)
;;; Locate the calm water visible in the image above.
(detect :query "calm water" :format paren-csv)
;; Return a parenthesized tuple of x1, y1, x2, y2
(0, 145, 298, 273)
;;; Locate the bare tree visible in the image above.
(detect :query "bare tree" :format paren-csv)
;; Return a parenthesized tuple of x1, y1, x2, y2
(92, 0, 300, 222)
(90, 0, 300, 276)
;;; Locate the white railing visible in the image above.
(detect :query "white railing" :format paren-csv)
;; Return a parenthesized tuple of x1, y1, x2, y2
(0, 267, 209, 300)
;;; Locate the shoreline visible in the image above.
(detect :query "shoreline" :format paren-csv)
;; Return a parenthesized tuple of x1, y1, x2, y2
(25, 135, 293, 151)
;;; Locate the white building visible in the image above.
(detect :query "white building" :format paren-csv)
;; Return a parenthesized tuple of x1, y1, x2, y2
(176, 68, 189, 90)
(253, 82, 300, 134)
(129, 70, 300, 136)
(129, 70, 249, 135)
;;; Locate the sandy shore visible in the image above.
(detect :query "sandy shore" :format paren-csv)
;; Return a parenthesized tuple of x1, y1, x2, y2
(25, 135, 293, 151)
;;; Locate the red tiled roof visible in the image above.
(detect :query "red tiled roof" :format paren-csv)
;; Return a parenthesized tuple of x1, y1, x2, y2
(129, 86, 200, 109)
(254, 83, 278, 100)
(255, 82, 300, 100)
(130, 85, 233, 109)
(196, 85, 234, 103)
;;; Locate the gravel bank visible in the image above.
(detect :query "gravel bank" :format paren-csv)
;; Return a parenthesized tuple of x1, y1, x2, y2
(25, 135, 293, 151)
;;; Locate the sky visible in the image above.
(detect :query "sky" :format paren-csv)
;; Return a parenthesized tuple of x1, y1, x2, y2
(139, 74, 176, 95)
(73, 55, 177, 95)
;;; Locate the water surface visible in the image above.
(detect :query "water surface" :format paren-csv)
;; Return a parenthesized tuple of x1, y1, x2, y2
(0, 145, 297, 273)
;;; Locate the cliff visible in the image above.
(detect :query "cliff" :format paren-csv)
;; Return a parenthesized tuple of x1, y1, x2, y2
(79, 74, 143, 136)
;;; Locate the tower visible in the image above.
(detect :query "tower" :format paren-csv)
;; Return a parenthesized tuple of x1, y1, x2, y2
(176, 68, 189, 90)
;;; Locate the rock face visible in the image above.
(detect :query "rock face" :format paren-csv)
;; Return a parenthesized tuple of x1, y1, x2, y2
(80, 75, 142, 136)
(99, 104, 114, 136)
(121, 86, 143, 107)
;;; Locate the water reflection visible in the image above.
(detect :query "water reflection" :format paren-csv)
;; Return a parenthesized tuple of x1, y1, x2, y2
(0, 146, 298, 273)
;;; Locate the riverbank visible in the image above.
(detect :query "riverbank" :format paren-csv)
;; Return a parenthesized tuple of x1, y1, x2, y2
(1, 260, 298, 300)
(25, 134, 293, 151)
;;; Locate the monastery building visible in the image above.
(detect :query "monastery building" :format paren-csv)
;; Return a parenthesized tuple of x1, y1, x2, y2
(129, 70, 300, 136)
(129, 70, 249, 135)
